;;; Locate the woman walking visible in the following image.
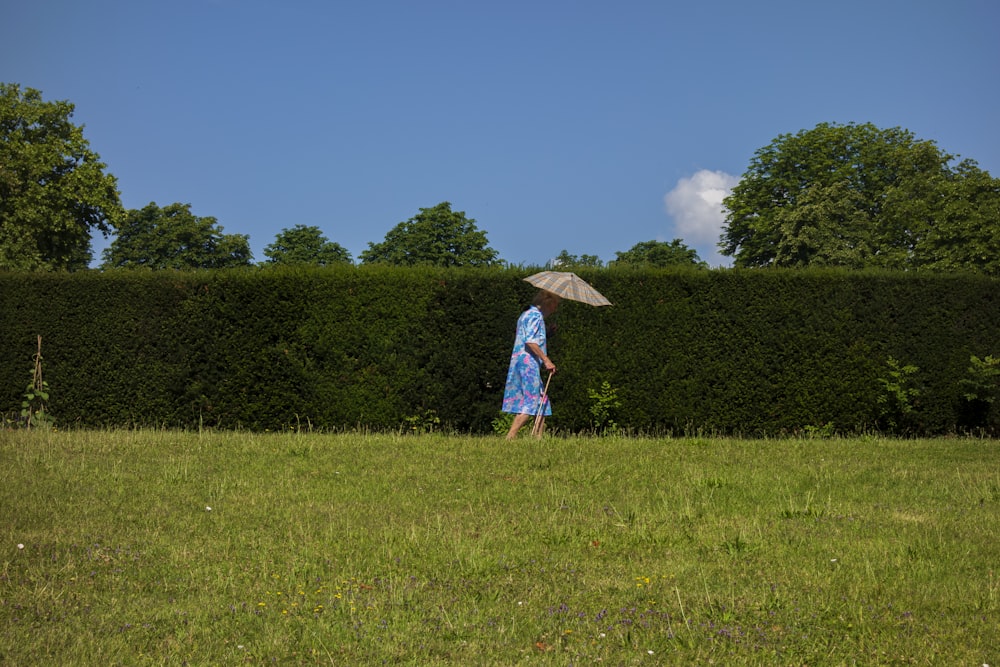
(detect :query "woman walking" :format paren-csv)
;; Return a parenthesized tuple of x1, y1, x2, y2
(502, 290, 560, 439)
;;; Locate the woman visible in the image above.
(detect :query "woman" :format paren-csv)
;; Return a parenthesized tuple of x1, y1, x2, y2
(502, 290, 560, 439)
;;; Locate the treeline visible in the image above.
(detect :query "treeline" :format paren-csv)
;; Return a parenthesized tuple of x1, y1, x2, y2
(8, 83, 1000, 276)
(2, 267, 998, 435)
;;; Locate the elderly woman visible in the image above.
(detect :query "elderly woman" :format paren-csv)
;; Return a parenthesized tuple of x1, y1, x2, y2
(502, 290, 560, 439)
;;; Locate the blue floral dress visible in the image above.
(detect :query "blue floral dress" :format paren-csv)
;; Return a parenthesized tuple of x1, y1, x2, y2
(502, 305, 551, 416)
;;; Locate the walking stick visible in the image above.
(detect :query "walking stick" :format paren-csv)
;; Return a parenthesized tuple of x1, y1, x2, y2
(531, 372, 553, 437)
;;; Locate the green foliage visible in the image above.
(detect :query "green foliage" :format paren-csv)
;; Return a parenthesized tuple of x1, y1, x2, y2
(359, 202, 499, 267)
(587, 380, 621, 433)
(909, 161, 1000, 275)
(20, 377, 52, 429)
(101, 202, 252, 269)
(958, 354, 1000, 431)
(402, 409, 441, 434)
(262, 224, 353, 265)
(0, 83, 124, 270)
(960, 354, 1000, 402)
(552, 249, 604, 268)
(876, 357, 921, 433)
(0, 267, 998, 435)
(613, 239, 707, 268)
(802, 421, 835, 438)
(721, 122, 1000, 274)
(491, 411, 515, 435)
(20, 336, 53, 429)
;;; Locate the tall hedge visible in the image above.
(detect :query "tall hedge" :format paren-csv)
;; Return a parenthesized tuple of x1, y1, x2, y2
(554, 268, 999, 435)
(1, 267, 997, 435)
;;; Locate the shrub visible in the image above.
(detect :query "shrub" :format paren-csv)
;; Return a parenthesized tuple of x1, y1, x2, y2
(1, 267, 997, 435)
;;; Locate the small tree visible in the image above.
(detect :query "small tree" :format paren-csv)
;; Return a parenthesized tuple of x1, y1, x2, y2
(958, 354, 1000, 432)
(101, 202, 252, 269)
(359, 202, 499, 267)
(876, 357, 921, 433)
(588, 380, 622, 433)
(613, 239, 706, 268)
(551, 249, 604, 269)
(264, 225, 352, 265)
(21, 335, 53, 429)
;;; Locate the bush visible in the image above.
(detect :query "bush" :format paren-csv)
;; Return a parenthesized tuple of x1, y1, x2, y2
(1, 267, 997, 435)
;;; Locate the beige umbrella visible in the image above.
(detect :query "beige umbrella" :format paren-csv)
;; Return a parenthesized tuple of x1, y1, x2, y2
(523, 271, 610, 437)
(523, 271, 612, 306)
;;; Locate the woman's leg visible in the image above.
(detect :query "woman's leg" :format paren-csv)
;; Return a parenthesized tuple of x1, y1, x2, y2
(506, 412, 532, 440)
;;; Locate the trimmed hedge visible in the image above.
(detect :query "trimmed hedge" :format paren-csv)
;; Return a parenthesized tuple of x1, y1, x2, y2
(1, 267, 997, 434)
(554, 268, 999, 435)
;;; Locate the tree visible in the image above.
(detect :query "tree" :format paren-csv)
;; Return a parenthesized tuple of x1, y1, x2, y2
(551, 249, 604, 269)
(0, 83, 124, 270)
(720, 122, 1000, 273)
(359, 202, 499, 267)
(101, 202, 252, 269)
(263, 224, 352, 265)
(909, 161, 1000, 275)
(613, 239, 706, 268)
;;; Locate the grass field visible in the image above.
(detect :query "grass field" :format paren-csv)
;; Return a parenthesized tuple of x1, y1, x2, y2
(1, 430, 997, 665)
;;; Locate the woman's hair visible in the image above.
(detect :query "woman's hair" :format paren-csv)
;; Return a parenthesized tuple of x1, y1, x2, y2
(532, 290, 561, 308)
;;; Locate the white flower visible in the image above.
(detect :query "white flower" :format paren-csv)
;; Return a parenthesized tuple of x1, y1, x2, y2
(17, 543, 24, 550)
(206, 506, 212, 511)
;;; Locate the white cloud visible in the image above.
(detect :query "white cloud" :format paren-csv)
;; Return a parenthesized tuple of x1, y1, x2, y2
(664, 170, 739, 267)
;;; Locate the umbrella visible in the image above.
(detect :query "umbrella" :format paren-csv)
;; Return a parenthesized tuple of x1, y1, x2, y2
(523, 271, 612, 306)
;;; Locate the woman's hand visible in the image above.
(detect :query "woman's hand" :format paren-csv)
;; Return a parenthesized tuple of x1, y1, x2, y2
(527, 343, 556, 374)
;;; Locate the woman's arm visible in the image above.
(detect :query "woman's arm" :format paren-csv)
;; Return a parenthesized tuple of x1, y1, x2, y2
(526, 342, 556, 373)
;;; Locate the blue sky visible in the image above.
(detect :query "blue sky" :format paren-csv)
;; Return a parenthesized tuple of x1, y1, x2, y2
(4, 0, 998, 268)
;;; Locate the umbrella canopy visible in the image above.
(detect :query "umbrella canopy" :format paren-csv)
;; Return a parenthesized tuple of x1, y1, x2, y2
(524, 271, 612, 306)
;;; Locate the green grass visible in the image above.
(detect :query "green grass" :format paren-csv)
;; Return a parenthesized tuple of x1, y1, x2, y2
(1, 430, 997, 665)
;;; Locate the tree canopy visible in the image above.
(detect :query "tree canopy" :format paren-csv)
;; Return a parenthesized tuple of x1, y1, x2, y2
(263, 224, 352, 265)
(0, 83, 124, 270)
(721, 122, 1000, 274)
(613, 239, 706, 268)
(551, 249, 604, 269)
(359, 202, 499, 267)
(101, 202, 252, 270)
